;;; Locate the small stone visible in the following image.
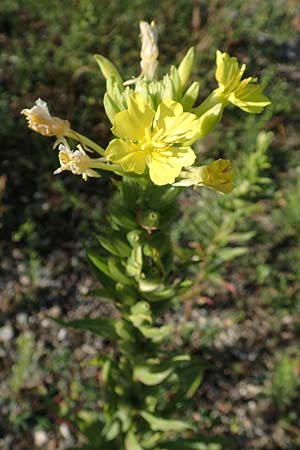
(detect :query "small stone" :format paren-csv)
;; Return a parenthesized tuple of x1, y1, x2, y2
(48, 305, 61, 318)
(59, 422, 71, 440)
(34, 430, 48, 447)
(0, 324, 14, 342)
(57, 328, 67, 341)
(16, 312, 28, 326)
(19, 275, 30, 286)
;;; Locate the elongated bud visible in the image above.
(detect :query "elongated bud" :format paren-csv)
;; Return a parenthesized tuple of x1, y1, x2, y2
(94, 54, 123, 87)
(197, 103, 223, 137)
(181, 81, 200, 109)
(140, 20, 159, 80)
(178, 47, 194, 88)
(103, 93, 121, 124)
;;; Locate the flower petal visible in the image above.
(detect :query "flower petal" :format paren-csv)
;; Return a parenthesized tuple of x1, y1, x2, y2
(229, 83, 271, 113)
(112, 93, 155, 140)
(154, 100, 200, 144)
(105, 139, 146, 174)
(215, 51, 244, 93)
(148, 155, 182, 185)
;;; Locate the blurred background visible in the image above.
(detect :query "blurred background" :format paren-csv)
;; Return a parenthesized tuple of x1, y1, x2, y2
(1, 1, 300, 449)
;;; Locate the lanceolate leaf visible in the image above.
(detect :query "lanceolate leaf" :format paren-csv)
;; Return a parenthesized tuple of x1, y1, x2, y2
(54, 318, 118, 340)
(140, 411, 193, 432)
(125, 431, 144, 450)
(134, 365, 173, 385)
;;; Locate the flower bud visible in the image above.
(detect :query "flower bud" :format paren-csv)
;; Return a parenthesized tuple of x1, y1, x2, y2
(140, 20, 159, 80)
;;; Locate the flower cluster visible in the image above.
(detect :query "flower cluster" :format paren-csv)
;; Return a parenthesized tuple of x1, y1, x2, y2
(21, 21, 271, 193)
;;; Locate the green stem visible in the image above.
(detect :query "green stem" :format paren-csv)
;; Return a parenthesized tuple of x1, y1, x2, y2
(67, 130, 106, 156)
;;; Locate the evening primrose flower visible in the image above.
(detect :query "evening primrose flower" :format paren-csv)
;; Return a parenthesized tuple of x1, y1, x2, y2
(21, 99, 70, 139)
(176, 159, 234, 194)
(214, 51, 271, 113)
(105, 93, 200, 185)
(54, 143, 103, 180)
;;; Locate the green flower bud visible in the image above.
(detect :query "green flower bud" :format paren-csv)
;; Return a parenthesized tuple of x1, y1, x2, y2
(178, 47, 194, 88)
(94, 54, 123, 87)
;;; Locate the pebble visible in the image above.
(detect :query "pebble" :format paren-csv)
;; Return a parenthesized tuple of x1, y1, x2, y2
(34, 430, 48, 447)
(0, 324, 14, 342)
(57, 328, 68, 341)
(16, 312, 28, 326)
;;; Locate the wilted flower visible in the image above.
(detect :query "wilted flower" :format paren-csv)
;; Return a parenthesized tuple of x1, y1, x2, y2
(21, 99, 70, 138)
(105, 93, 202, 185)
(54, 143, 103, 180)
(215, 51, 271, 113)
(176, 159, 234, 194)
(140, 20, 159, 80)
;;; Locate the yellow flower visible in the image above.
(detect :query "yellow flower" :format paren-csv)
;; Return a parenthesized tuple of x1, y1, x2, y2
(215, 51, 271, 113)
(54, 143, 102, 181)
(21, 99, 70, 138)
(105, 93, 200, 185)
(176, 159, 234, 194)
(139, 20, 159, 80)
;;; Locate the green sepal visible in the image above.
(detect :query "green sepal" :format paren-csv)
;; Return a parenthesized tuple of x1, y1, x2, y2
(94, 54, 123, 87)
(196, 103, 224, 138)
(169, 65, 182, 98)
(178, 47, 194, 88)
(103, 92, 120, 124)
(182, 81, 200, 110)
(162, 75, 176, 100)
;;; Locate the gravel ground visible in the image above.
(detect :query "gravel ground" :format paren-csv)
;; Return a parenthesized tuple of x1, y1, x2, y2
(1, 238, 300, 450)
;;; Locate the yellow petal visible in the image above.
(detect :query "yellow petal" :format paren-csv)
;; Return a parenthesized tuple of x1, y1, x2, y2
(112, 93, 155, 140)
(162, 146, 196, 168)
(195, 159, 234, 194)
(215, 51, 245, 93)
(229, 83, 271, 113)
(105, 139, 146, 174)
(154, 100, 199, 144)
(148, 155, 182, 185)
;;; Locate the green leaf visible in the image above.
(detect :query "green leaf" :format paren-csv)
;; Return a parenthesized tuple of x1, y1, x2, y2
(54, 318, 118, 340)
(96, 233, 131, 257)
(129, 301, 152, 327)
(87, 251, 111, 278)
(125, 431, 144, 450)
(108, 257, 134, 285)
(134, 365, 173, 386)
(110, 205, 137, 229)
(140, 411, 193, 432)
(138, 324, 173, 343)
(218, 246, 248, 262)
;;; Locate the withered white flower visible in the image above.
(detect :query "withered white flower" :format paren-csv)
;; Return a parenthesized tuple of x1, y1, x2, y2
(140, 20, 159, 80)
(21, 99, 70, 138)
(54, 143, 102, 181)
